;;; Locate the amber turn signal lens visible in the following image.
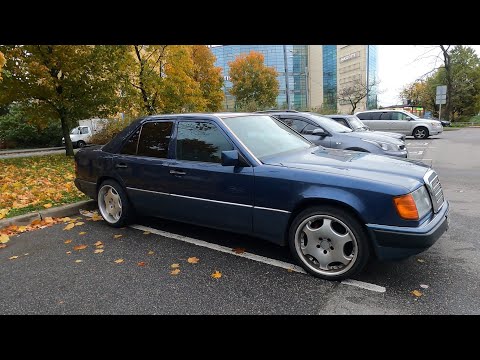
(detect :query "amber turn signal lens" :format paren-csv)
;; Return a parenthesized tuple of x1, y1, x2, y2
(393, 194, 419, 220)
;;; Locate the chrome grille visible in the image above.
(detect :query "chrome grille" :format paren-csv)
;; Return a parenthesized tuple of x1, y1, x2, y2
(424, 170, 445, 213)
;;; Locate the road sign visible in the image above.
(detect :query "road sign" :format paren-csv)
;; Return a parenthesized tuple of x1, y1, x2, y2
(436, 85, 447, 96)
(436, 95, 446, 105)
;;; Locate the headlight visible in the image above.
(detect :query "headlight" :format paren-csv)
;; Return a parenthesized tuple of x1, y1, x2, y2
(431, 121, 441, 127)
(362, 139, 396, 151)
(393, 186, 432, 220)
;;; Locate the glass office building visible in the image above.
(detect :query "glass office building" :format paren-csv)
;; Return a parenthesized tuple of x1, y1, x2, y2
(322, 45, 338, 110)
(211, 45, 308, 110)
(366, 45, 378, 109)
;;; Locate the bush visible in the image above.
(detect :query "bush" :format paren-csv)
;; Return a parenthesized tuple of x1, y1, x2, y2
(90, 117, 134, 145)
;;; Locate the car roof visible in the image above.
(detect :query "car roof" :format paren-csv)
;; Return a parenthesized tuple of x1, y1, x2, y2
(142, 112, 265, 121)
(325, 114, 356, 118)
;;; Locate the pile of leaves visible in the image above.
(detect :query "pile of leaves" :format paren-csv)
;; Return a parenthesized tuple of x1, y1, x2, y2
(0, 154, 89, 219)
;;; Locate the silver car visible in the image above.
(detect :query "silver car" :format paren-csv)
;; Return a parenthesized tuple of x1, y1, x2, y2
(355, 110, 443, 139)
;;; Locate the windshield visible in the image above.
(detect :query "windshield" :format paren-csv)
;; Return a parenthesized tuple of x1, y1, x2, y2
(221, 115, 312, 159)
(70, 127, 80, 134)
(309, 113, 353, 133)
(349, 116, 368, 130)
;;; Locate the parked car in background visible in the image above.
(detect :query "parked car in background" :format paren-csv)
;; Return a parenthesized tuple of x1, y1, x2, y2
(355, 110, 443, 139)
(422, 113, 451, 127)
(325, 114, 406, 141)
(262, 111, 407, 158)
(62, 118, 108, 148)
(74, 112, 449, 280)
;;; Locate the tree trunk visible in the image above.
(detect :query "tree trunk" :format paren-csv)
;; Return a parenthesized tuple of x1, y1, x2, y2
(61, 115, 74, 156)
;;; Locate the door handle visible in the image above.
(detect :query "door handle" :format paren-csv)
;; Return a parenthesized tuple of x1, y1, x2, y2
(170, 170, 186, 176)
(115, 163, 128, 169)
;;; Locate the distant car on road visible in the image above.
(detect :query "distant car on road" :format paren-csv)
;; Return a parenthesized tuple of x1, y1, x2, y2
(355, 110, 443, 139)
(325, 114, 406, 141)
(262, 111, 407, 158)
(74, 112, 449, 280)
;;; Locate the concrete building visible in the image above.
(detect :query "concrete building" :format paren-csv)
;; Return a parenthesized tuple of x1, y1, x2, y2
(210, 45, 378, 113)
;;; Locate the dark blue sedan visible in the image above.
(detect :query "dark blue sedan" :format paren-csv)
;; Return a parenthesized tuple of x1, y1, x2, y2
(74, 113, 449, 280)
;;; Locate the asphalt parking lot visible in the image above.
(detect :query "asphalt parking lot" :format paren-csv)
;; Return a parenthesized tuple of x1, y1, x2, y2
(1, 128, 479, 314)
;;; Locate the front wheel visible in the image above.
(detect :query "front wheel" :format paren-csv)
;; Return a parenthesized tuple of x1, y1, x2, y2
(288, 205, 370, 281)
(77, 140, 86, 148)
(413, 127, 429, 139)
(97, 179, 133, 228)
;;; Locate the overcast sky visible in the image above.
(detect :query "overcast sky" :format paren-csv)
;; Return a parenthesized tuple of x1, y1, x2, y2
(377, 45, 480, 106)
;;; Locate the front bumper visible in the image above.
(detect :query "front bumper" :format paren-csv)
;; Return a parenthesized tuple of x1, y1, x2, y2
(384, 150, 408, 158)
(367, 201, 449, 260)
(430, 127, 443, 135)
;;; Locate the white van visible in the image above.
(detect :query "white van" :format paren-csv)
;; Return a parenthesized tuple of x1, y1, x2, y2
(62, 118, 108, 148)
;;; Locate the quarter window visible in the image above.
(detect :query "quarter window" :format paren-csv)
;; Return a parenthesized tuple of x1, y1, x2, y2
(176, 121, 233, 163)
(120, 128, 141, 155)
(356, 112, 370, 120)
(391, 112, 409, 120)
(282, 118, 309, 133)
(136, 121, 173, 158)
(380, 112, 391, 120)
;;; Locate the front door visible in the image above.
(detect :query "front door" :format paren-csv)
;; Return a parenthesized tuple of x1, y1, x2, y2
(112, 120, 175, 218)
(168, 120, 254, 234)
(301, 123, 332, 148)
(389, 111, 412, 134)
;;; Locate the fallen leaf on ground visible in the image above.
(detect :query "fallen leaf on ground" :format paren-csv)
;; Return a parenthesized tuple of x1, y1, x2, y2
(24, 253, 29, 256)
(417, 259, 425, 263)
(44, 217, 54, 224)
(75, 259, 83, 263)
(114, 234, 122, 239)
(64, 223, 75, 231)
(287, 268, 294, 272)
(17, 226, 27, 232)
(91, 214, 103, 221)
(411, 290, 423, 297)
(143, 231, 151, 235)
(0, 244, 7, 249)
(74, 222, 85, 226)
(31, 219, 42, 226)
(171, 268, 180, 275)
(114, 259, 124, 264)
(138, 261, 146, 267)
(78, 232, 87, 235)
(420, 284, 429, 289)
(171, 263, 180, 269)
(73, 244, 87, 251)
(147, 251, 154, 255)
(94, 241, 103, 246)
(187, 257, 199, 264)
(66, 251, 72, 255)
(0, 234, 9, 244)
(211, 271, 222, 279)
(232, 247, 246, 254)
(43, 203, 53, 208)
(94, 249, 104, 254)
(60, 217, 71, 222)
(64, 239, 72, 244)
(96, 245, 104, 249)
(9, 255, 19, 260)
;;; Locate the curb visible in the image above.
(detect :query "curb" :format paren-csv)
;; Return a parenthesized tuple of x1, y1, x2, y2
(0, 147, 65, 155)
(0, 200, 97, 228)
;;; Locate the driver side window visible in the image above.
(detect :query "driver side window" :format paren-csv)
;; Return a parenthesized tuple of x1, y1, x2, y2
(302, 124, 320, 134)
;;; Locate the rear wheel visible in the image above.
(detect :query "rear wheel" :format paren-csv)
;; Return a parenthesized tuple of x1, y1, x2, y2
(413, 127, 429, 139)
(77, 140, 86, 148)
(288, 205, 370, 281)
(97, 179, 133, 227)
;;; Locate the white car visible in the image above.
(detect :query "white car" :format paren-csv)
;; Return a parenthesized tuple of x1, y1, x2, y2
(62, 126, 91, 148)
(355, 110, 443, 139)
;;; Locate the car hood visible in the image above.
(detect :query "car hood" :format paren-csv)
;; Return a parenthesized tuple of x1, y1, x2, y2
(263, 147, 429, 192)
(341, 131, 404, 145)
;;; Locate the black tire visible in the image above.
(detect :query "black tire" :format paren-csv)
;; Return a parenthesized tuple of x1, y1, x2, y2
(288, 205, 370, 281)
(77, 140, 86, 148)
(413, 127, 429, 139)
(97, 179, 133, 228)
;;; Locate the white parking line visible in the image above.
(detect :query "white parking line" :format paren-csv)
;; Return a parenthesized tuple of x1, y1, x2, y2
(81, 211, 387, 293)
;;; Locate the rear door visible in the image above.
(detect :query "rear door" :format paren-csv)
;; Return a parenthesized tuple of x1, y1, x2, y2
(357, 112, 381, 130)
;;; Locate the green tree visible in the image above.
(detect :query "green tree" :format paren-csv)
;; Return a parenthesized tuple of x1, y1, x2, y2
(228, 51, 279, 110)
(0, 45, 126, 155)
(0, 51, 5, 81)
(191, 45, 224, 111)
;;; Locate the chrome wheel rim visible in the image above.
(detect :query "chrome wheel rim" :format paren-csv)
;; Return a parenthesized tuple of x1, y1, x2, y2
(294, 214, 358, 276)
(415, 129, 426, 138)
(98, 185, 122, 224)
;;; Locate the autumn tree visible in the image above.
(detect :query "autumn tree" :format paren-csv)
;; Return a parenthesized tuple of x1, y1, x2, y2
(191, 45, 224, 111)
(337, 77, 379, 114)
(0, 51, 5, 81)
(0, 45, 126, 155)
(228, 51, 279, 110)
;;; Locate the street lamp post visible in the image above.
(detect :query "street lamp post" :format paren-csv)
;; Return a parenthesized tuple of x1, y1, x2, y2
(283, 45, 291, 110)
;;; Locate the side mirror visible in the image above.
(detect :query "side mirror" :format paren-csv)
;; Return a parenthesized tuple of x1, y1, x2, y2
(221, 150, 240, 166)
(312, 128, 327, 136)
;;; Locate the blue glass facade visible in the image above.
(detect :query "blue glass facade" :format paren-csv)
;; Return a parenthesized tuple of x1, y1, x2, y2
(211, 45, 308, 110)
(322, 45, 337, 111)
(366, 45, 378, 109)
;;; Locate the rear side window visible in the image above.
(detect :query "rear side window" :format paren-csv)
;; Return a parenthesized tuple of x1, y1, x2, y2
(281, 118, 309, 133)
(136, 121, 173, 158)
(356, 112, 370, 120)
(120, 128, 141, 155)
(380, 112, 391, 120)
(176, 121, 233, 163)
(333, 118, 348, 127)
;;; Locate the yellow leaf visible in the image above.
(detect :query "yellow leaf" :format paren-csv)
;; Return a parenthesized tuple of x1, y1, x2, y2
(147, 251, 154, 255)
(75, 259, 83, 263)
(287, 268, 294, 273)
(66, 251, 72, 255)
(43, 203, 53, 209)
(187, 257, 199, 264)
(94, 241, 103, 246)
(9, 255, 19, 260)
(171, 268, 181, 275)
(211, 270, 222, 279)
(232, 247, 246, 254)
(18, 226, 27, 232)
(64, 239, 72, 244)
(171, 263, 180, 269)
(73, 244, 87, 251)
(78, 232, 87, 235)
(75, 222, 85, 226)
(60, 217, 72, 222)
(0, 234, 9, 244)
(114, 259, 124, 264)
(96, 245, 104, 249)
(92, 214, 103, 221)
(31, 219, 42, 226)
(0, 208, 9, 219)
(114, 234, 122, 239)
(94, 249, 104, 254)
(417, 259, 425, 263)
(64, 223, 75, 231)
(44, 217, 54, 224)
(143, 231, 151, 235)
(411, 290, 423, 297)
(0, 244, 7, 249)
